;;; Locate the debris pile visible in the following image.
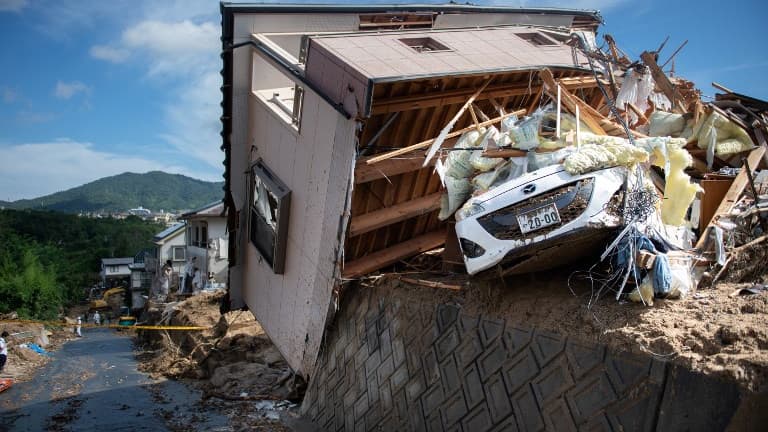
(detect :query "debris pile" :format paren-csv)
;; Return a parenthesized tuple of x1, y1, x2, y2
(367, 36, 768, 307)
(136, 291, 297, 401)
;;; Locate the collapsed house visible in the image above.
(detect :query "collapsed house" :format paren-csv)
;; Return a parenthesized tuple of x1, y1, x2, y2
(219, 3, 768, 428)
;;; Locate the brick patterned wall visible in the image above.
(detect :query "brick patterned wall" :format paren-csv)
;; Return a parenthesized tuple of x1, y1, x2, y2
(301, 283, 743, 431)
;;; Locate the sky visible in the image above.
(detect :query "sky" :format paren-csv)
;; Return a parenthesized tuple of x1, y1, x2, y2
(0, 0, 765, 201)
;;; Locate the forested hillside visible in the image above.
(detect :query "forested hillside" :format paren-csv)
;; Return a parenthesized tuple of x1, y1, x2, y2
(0, 209, 163, 319)
(7, 171, 223, 213)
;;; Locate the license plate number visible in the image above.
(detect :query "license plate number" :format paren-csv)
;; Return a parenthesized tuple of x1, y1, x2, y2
(517, 204, 561, 234)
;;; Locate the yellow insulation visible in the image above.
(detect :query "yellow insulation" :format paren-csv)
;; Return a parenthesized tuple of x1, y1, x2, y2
(563, 135, 648, 175)
(692, 110, 754, 156)
(645, 139, 702, 226)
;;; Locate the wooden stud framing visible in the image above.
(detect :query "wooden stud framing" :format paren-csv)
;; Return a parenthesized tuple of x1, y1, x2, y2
(695, 146, 766, 251)
(342, 230, 446, 278)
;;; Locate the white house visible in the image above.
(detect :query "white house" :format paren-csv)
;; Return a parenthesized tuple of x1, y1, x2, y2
(180, 201, 228, 286)
(153, 222, 186, 271)
(100, 257, 133, 288)
(144, 222, 187, 293)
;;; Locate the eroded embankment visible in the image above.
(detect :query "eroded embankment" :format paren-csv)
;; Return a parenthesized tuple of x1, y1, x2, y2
(135, 292, 297, 401)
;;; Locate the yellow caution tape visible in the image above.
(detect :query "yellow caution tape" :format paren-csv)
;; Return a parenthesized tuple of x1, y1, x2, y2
(112, 325, 209, 331)
(0, 319, 209, 331)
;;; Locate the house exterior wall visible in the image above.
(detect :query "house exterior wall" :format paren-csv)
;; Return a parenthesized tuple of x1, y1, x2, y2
(185, 217, 229, 284)
(100, 262, 132, 287)
(240, 83, 355, 375)
(230, 12, 360, 207)
(101, 264, 131, 278)
(158, 232, 186, 264)
(229, 12, 361, 375)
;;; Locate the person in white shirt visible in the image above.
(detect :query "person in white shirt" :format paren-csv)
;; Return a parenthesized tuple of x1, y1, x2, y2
(0, 331, 8, 373)
(93, 311, 101, 326)
(76, 317, 82, 337)
(192, 267, 202, 293)
(160, 260, 173, 299)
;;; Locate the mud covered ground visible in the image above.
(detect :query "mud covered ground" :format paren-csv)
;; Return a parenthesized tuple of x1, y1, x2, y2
(0, 315, 78, 386)
(133, 291, 314, 430)
(0, 294, 317, 431)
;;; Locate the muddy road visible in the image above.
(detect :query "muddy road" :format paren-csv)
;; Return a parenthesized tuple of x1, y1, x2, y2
(0, 328, 302, 431)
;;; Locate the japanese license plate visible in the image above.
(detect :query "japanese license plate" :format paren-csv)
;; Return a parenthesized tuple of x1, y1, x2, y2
(517, 203, 561, 234)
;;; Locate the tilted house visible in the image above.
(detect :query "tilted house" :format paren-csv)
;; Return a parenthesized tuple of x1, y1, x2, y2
(220, 3, 615, 376)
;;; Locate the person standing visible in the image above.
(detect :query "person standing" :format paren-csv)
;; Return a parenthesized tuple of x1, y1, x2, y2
(93, 311, 101, 326)
(192, 267, 202, 293)
(75, 316, 82, 337)
(0, 331, 8, 373)
(160, 260, 173, 299)
(180, 257, 196, 294)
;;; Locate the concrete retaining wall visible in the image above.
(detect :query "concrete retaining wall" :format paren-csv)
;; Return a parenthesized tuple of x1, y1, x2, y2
(301, 282, 758, 431)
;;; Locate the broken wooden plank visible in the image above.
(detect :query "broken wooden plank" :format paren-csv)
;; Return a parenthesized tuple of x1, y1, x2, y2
(712, 82, 735, 95)
(365, 109, 526, 165)
(659, 39, 688, 69)
(526, 85, 544, 115)
(695, 146, 767, 251)
(342, 230, 446, 278)
(482, 148, 527, 158)
(539, 68, 607, 135)
(355, 153, 438, 184)
(398, 277, 463, 291)
(424, 77, 494, 165)
(627, 102, 649, 125)
(640, 51, 687, 113)
(349, 192, 442, 237)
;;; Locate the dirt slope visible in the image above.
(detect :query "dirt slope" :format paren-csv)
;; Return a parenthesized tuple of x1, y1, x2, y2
(136, 291, 297, 401)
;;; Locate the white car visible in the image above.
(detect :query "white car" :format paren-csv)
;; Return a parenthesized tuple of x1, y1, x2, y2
(455, 164, 627, 276)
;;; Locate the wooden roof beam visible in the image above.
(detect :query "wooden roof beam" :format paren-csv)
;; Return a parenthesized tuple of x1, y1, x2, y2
(371, 76, 605, 115)
(365, 109, 526, 165)
(539, 68, 607, 135)
(349, 192, 442, 237)
(640, 50, 687, 113)
(342, 229, 445, 278)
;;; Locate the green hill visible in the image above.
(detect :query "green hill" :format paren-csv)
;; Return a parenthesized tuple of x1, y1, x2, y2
(9, 171, 224, 213)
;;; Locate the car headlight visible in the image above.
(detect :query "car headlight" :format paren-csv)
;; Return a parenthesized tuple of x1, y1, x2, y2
(455, 202, 485, 221)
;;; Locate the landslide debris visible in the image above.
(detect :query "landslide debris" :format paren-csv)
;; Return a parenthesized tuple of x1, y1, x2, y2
(136, 291, 297, 402)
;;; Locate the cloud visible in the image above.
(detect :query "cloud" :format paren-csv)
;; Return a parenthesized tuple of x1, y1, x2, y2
(89, 45, 130, 63)
(54, 81, 91, 99)
(160, 70, 223, 170)
(0, 0, 27, 12)
(121, 19, 219, 77)
(101, 17, 223, 170)
(0, 140, 188, 201)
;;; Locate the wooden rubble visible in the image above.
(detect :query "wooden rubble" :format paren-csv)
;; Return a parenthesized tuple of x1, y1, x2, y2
(341, 36, 768, 285)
